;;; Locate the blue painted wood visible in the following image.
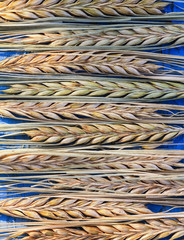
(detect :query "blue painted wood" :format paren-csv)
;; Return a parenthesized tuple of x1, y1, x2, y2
(0, 2, 184, 239)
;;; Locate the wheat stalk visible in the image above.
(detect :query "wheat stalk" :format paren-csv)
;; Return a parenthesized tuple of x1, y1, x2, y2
(0, 122, 182, 147)
(0, 51, 161, 76)
(3, 24, 184, 50)
(0, 195, 153, 221)
(3, 79, 184, 101)
(10, 218, 184, 240)
(0, 148, 183, 173)
(2, 101, 184, 123)
(0, 0, 169, 22)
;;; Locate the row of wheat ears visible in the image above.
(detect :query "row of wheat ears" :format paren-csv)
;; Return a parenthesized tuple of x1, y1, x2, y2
(0, 148, 184, 239)
(2, 160, 184, 197)
(0, 122, 183, 238)
(0, 167, 184, 239)
(1, 102, 184, 236)
(1, 147, 184, 240)
(1, 3, 184, 239)
(0, 69, 184, 238)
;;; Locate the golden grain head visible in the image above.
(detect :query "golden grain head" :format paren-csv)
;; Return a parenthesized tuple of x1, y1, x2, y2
(2, 24, 184, 49)
(0, 51, 160, 76)
(3, 80, 184, 101)
(0, 0, 169, 22)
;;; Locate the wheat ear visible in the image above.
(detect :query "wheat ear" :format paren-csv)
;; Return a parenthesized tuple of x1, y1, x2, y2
(8, 170, 184, 196)
(4, 24, 184, 50)
(32, 174, 184, 196)
(0, 0, 168, 22)
(11, 218, 184, 240)
(0, 101, 169, 122)
(0, 148, 183, 173)
(0, 51, 160, 76)
(3, 79, 184, 101)
(0, 122, 182, 147)
(2, 101, 184, 123)
(0, 195, 152, 221)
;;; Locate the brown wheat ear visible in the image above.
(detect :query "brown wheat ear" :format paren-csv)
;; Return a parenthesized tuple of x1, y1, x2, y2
(34, 173, 184, 196)
(3, 24, 184, 50)
(0, 0, 169, 22)
(0, 51, 161, 77)
(0, 101, 172, 122)
(0, 195, 152, 221)
(10, 218, 184, 240)
(0, 122, 182, 147)
(9, 169, 184, 196)
(0, 148, 183, 173)
(1, 101, 184, 123)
